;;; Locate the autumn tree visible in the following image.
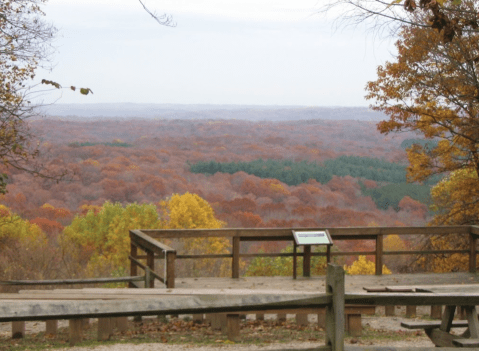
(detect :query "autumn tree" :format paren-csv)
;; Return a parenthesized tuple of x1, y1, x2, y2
(367, 7, 479, 225)
(324, 0, 479, 43)
(160, 192, 232, 277)
(0, 0, 62, 193)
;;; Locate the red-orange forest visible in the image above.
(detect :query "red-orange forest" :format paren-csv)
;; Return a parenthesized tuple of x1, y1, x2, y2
(0, 117, 431, 278)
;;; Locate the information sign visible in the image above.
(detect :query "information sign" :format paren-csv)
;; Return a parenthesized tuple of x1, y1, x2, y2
(292, 230, 332, 246)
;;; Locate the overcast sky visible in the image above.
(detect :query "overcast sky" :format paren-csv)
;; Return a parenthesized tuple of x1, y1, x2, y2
(34, 0, 396, 107)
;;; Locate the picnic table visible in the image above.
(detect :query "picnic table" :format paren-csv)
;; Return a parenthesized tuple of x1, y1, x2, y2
(361, 284, 479, 348)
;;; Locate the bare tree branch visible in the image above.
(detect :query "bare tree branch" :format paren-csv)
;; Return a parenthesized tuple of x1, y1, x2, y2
(138, 0, 176, 27)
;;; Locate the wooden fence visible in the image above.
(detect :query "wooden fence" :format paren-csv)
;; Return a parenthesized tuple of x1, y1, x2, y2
(130, 225, 479, 288)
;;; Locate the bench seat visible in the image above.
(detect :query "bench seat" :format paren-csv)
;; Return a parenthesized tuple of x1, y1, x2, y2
(452, 338, 479, 347)
(401, 320, 469, 329)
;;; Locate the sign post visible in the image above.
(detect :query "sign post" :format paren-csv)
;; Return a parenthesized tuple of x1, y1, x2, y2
(292, 230, 333, 278)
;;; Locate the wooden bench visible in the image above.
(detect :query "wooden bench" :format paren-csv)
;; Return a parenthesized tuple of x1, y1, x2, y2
(452, 338, 479, 347)
(204, 304, 375, 340)
(401, 321, 469, 329)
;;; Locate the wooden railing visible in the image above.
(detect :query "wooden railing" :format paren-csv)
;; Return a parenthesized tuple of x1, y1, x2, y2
(129, 229, 176, 288)
(130, 226, 479, 288)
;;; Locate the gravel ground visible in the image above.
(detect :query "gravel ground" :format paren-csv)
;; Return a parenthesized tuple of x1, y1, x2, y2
(0, 306, 444, 350)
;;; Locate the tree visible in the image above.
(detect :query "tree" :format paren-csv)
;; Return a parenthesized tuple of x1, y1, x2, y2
(323, 0, 479, 43)
(160, 192, 231, 277)
(0, 0, 62, 193)
(366, 10, 479, 224)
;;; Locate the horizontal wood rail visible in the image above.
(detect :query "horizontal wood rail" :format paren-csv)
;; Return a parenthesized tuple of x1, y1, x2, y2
(0, 276, 145, 286)
(132, 226, 479, 287)
(129, 229, 176, 288)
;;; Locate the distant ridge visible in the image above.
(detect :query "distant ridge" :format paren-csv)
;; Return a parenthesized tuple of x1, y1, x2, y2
(39, 103, 387, 121)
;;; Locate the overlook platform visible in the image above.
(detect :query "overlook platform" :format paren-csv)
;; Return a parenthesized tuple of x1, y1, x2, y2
(171, 272, 479, 293)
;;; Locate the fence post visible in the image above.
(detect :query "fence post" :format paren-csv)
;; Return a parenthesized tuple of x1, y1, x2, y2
(469, 233, 477, 273)
(375, 234, 383, 276)
(147, 250, 155, 288)
(130, 238, 138, 288)
(144, 266, 151, 288)
(166, 250, 176, 288)
(303, 245, 311, 277)
(232, 236, 240, 279)
(325, 264, 345, 351)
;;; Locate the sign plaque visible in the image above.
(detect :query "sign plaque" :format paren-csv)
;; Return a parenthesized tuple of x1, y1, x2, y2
(292, 230, 332, 246)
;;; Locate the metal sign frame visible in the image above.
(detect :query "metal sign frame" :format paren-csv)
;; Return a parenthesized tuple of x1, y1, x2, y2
(292, 230, 333, 246)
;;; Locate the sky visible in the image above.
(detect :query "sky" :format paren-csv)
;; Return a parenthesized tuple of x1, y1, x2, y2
(34, 0, 397, 107)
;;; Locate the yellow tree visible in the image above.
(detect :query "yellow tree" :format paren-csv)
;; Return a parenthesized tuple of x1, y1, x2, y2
(366, 6, 479, 271)
(160, 192, 231, 277)
(367, 5, 479, 224)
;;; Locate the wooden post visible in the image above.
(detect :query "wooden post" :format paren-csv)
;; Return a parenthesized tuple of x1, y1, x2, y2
(385, 306, 395, 316)
(69, 319, 83, 346)
(277, 313, 286, 322)
(12, 321, 25, 339)
(232, 236, 240, 279)
(375, 234, 383, 276)
(97, 318, 111, 341)
(226, 314, 240, 341)
(296, 313, 309, 326)
(256, 313, 264, 321)
(144, 266, 151, 288)
(303, 245, 311, 277)
(406, 305, 416, 318)
(115, 317, 129, 332)
(431, 305, 443, 319)
(327, 245, 331, 263)
(166, 250, 176, 288)
(193, 314, 204, 323)
(147, 250, 155, 288)
(318, 313, 326, 328)
(470, 234, 477, 273)
(326, 264, 345, 351)
(130, 241, 138, 288)
(293, 242, 297, 279)
(346, 314, 362, 337)
(46, 320, 58, 335)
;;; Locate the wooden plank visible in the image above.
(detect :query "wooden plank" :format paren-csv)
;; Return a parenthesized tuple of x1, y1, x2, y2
(12, 321, 25, 339)
(130, 230, 175, 254)
(440, 306, 456, 332)
(0, 276, 144, 286)
(385, 306, 395, 316)
(69, 319, 83, 346)
(226, 314, 240, 341)
(97, 318, 111, 341)
(345, 293, 479, 306)
(303, 245, 311, 277)
(452, 338, 479, 347)
(326, 264, 345, 351)
(431, 305, 443, 319)
(296, 313, 308, 326)
(465, 306, 479, 338)
(142, 226, 470, 239)
(232, 236, 240, 279)
(45, 320, 58, 335)
(115, 317, 129, 332)
(166, 251, 176, 289)
(470, 225, 479, 235)
(346, 314, 362, 337)
(406, 305, 416, 318)
(426, 328, 459, 347)
(375, 234, 383, 275)
(0, 293, 332, 322)
(401, 321, 468, 329)
(470, 234, 477, 273)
